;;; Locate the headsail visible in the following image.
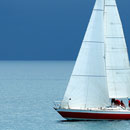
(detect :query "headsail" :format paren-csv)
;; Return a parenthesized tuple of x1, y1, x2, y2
(61, 0, 110, 109)
(104, 0, 130, 98)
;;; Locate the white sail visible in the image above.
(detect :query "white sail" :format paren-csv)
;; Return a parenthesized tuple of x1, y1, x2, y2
(61, 0, 110, 109)
(104, 0, 130, 98)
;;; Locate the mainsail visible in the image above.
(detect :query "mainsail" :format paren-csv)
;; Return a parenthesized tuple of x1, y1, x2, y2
(104, 0, 130, 98)
(61, 0, 110, 109)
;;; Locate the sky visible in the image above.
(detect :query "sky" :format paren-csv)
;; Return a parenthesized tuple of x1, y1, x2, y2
(0, 0, 130, 60)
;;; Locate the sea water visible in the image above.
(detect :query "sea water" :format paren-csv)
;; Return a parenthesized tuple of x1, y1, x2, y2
(0, 61, 130, 130)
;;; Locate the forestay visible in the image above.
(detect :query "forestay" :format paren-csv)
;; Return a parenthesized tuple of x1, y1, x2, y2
(61, 0, 110, 109)
(104, 0, 130, 98)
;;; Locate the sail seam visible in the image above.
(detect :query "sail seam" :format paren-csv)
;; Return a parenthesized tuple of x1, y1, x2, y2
(94, 9, 104, 12)
(110, 48, 126, 49)
(105, 5, 116, 7)
(105, 36, 124, 39)
(72, 75, 106, 77)
(83, 41, 104, 43)
(106, 50, 126, 52)
(106, 68, 130, 70)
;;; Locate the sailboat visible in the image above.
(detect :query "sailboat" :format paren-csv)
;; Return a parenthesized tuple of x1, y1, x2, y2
(54, 0, 130, 120)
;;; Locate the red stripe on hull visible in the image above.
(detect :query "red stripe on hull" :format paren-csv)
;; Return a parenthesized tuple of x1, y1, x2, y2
(58, 111, 130, 120)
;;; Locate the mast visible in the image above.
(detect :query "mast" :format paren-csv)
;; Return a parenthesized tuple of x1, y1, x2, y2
(104, 0, 130, 98)
(61, 0, 110, 109)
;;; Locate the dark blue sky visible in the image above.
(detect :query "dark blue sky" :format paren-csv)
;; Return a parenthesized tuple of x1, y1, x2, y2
(0, 0, 130, 60)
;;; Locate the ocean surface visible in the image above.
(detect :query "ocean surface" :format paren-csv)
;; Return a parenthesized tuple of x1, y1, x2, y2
(0, 61, 130, 130)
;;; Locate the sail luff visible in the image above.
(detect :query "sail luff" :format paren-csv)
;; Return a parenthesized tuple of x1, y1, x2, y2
(61, 0, 110, 109)
(104, 0, 130, 98)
